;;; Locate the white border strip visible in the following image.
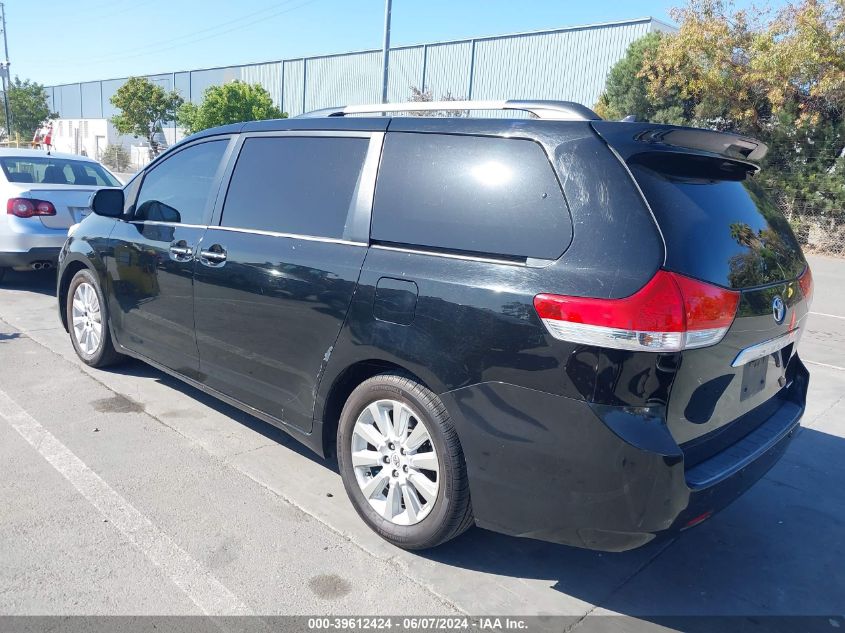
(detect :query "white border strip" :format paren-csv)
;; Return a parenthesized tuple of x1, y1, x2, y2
(810, 311, 845, 321)
(0, 388, 251, 616)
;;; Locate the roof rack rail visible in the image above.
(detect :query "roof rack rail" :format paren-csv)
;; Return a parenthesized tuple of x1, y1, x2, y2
(295, 100, 601, 121)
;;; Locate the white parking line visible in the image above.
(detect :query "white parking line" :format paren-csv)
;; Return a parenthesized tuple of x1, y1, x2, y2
(0, 387, 252, 616)
(804, 359, 845, 372)
(810, 311, 845, 321)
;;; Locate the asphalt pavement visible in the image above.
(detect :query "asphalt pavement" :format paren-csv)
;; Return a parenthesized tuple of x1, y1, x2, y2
(0, 255, 843, 629)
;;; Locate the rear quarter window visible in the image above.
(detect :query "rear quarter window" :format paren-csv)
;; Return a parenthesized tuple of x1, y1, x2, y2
(371, 133, 572, 261)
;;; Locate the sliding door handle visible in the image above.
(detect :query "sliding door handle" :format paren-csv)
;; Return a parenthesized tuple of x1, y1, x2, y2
(169, 242, 194, 262)
(199, 244, 227, 267)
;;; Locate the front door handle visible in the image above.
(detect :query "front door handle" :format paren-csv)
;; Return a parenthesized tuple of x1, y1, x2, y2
(199, 244, 227, 267)
(169, 241, 194, 262)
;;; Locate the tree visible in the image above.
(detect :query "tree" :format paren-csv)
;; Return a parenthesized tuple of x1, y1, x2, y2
(101, 144, 131, 172)
(1, 77, 57, 140)
(110, 77, 183, 158)
(593, 33, 688, 123)
(596, 0, 845, 226)
(407, 86, 466, 116)
(176, 81, 285, 135)
(639, 0, 844, 134)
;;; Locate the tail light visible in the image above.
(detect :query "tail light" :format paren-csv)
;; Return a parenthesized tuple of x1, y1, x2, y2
(682, 511, 713, 530)
(534, 270, 739, 352)
(797, 266, 813, 307)
(7, 198, 57, 218)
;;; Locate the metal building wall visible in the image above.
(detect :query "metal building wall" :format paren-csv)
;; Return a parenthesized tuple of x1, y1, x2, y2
(423, 41, 473, 99)
(470, 21, 652, 104)
(239, 62, 284, 106)
(386, 46, 424, 103)
(305, 51, 382, 112)
(46, 18, 672, 121)
(79, 82, 103, 119)
(282, 59, 305, 116)
(189, 67, 242, 101)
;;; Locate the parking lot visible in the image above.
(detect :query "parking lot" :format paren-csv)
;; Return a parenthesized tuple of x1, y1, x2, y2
(1, 255, 843, 628)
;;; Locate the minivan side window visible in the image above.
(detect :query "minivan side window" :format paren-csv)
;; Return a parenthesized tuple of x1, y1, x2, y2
(371, 133, 572, 260)
(220, 136, 369, 239)
(134, 139, 228, 225)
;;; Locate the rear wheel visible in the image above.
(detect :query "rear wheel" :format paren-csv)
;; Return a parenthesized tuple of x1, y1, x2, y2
(337, 372, 473, 549)
(66, 269, 124, 367)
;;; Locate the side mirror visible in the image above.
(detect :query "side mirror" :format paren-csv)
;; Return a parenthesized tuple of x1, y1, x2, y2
(91, 188, 124, 218)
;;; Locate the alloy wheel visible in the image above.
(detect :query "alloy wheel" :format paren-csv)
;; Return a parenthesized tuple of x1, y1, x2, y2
(350, 399, 440, 526)
(71, 282, 103, 356)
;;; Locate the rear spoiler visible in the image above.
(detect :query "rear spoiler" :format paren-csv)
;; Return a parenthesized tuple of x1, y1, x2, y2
(592, 121, 767, 166)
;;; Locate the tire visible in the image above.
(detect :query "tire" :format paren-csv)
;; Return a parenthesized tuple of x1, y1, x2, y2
(66, 268, 124, 368)
(337, 372, 473, 549)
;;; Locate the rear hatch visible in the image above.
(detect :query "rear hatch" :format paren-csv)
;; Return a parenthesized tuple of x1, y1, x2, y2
(10, 185, 98, 230)
(593, 122, 810, 454)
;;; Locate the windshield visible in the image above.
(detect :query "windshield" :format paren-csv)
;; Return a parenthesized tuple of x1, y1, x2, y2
(0, 156, 121, 187)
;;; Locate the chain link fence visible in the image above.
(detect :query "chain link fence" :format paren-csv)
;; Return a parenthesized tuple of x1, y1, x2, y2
(762, 146, 845, 257)
(780, 202, 845, 257)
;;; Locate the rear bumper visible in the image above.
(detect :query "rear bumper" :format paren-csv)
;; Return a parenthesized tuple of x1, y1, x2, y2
(441, 358, 808, 552)
(670, 415, 799, 532)
(0, 247, 62, 268)
(0, 217, 68, 265)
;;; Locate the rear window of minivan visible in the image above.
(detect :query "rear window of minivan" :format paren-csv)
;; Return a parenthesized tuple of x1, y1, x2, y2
(371, 133, 572, 261)
(629, 153, 805, 289)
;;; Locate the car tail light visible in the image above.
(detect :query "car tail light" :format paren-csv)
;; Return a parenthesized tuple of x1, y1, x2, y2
(534, 270, 740, 352)
(797, 266, 813, 307)
(682, 510, 713, 530)
(7, 198, 57, 218)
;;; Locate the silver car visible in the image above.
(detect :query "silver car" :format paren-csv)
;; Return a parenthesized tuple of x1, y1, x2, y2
(0, 149, 121, 282)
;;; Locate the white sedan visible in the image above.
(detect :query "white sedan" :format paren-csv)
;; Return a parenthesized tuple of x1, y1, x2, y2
(0, 148, 121, 282)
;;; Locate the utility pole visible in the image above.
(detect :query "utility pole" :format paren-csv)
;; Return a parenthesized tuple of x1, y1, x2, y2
(380, 0, 392, 104)
(0, 3, 11, 139)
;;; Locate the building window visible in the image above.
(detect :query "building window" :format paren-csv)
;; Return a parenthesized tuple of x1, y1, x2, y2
(83, 121, 89, 138)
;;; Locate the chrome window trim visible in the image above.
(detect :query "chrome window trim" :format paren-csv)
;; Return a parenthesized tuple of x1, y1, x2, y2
(207, 225, 367, 247)
(129, 220, 208, 230)
(239, 129, 376, 139)
(371, 244, 550, 267)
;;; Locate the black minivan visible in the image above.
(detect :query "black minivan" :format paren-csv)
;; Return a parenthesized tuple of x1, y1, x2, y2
(57, 100, 811, 551)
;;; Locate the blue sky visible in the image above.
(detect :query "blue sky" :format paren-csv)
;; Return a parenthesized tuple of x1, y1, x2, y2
(9, 0, 786, 86)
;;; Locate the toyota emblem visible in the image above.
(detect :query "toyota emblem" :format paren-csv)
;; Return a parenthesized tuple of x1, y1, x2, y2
(772, 296, 786, 324)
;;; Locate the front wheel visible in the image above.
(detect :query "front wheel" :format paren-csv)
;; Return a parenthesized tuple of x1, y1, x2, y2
(66, 269, 124, 368)
(337, 372, 473, 549)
